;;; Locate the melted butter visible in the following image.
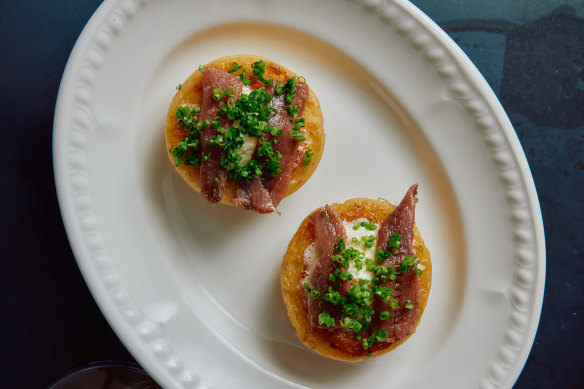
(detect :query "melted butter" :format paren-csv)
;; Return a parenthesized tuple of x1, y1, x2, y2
(302, 218, 424, 287)
(344, 219, 378, 281)
(231, 85, 257, 167)
(302, 242, 319, 285)
(303, 219, 381, 283)
(236, 134, 256, 166)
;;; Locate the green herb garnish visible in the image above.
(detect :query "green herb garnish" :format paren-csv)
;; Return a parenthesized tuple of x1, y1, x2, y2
(354, 219, 377, 231)
(362, 235, 376, 248)
(303, 149, 314, 166)
(172, 63, 309, 186)
(318, 311, 335, 327)
(251, 60, 273, 86)
(309, 234, 422, 351)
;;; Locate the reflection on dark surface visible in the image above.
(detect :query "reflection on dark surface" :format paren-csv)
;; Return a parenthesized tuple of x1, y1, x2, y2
(46, 362, 162, 389)
(441, 5, 584, 129)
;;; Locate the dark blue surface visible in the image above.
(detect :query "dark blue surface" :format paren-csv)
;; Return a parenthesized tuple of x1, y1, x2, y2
(411, 2, 584, 387)
(1, 1, 582, 388)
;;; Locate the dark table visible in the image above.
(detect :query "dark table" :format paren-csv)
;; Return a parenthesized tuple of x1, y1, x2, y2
(2, 0, 582, 387)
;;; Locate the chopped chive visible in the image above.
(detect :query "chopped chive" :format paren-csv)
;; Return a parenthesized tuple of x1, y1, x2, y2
(376, 329, 388, 341)
(318, 311, 334, 327)
(388, 233, 401, 251)
(303, 149, 314, 166)
(251, 60, 273, 85)
(375, 249, 391, 263)
(362, 235, 376, 248)
(228, 62, 243, 73)
(402, 255, 419, 267)
(390, 299, 399, 309)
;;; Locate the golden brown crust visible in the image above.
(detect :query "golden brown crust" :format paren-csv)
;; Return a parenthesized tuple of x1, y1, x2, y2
(280, 198, 431, 361)
(165, 54, 325, 207)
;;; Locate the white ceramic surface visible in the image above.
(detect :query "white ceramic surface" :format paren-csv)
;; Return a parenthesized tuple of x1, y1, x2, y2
(53, 0, 545, 388)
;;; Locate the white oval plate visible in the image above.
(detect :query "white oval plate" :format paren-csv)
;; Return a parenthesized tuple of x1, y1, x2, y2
(53, 0, 545, 388)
